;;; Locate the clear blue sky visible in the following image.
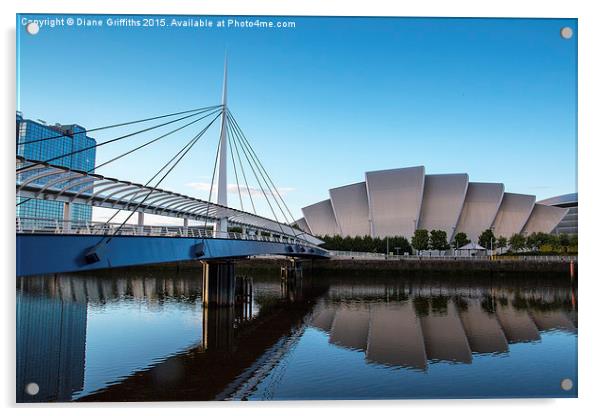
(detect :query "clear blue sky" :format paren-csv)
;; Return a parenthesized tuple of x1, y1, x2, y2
(17, 15, 577, 221)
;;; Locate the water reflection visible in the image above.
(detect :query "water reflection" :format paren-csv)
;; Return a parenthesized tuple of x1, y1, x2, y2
(309, 281, 576, 372)
(16, 280, 87, 402)
(16, 270, 577, 401)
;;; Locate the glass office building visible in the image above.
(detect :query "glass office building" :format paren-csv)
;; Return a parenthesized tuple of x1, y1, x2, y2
(16, 112, 96, 222)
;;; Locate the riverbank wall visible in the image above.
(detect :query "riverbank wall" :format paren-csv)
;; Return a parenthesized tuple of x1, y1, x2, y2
(73, 256, 577, 279)
(235, 257, 577, 277)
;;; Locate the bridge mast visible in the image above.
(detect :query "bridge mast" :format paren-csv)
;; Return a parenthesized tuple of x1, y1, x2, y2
(215, 55, 228, 236)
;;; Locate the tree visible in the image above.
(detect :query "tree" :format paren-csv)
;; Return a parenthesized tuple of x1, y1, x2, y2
(559, 233, 570, 247)
(429, 230, 450, 251)
(411, 229, 430, 252)
(342, 236, 353, 251)
(526, 233, 537, 250)
(509, 233, 526, 252)
(497, 236, 508, 251)
(453, 232, 470, 248)
(569, 234, 578, 250)
(388, 236, 412, 255)
(318, 234, 412, 255)
(478, 229, 496, 250)
(547, 234, 561, 251)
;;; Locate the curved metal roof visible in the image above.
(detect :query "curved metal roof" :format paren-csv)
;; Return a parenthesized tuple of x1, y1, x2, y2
(16, 156, 322, 245)
(537, 193, 578, 207)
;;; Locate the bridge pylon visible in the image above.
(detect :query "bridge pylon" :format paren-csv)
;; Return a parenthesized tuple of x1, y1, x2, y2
(214, 55, 229, 237)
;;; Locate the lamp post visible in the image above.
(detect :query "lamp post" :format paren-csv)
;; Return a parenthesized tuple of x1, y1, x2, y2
(386, 236, 389, 260)
(451, 225, 456, 257)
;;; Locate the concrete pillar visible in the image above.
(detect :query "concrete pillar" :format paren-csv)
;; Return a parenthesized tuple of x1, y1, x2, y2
(183, 218, 189, 237)
(241, 226, 246, 239)
(63, 202, 71, 233)
(281, 260, 304, 302)
(202, 261, 236, 306)
(137, 212, 144, 235)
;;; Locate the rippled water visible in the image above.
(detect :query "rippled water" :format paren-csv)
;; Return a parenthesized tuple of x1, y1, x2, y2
(16, 266, 577, 402)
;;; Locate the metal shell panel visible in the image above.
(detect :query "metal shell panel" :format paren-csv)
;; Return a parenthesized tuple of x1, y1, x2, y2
(301, 199, 340, 236)
(294, 217, 311, 233)
(418, 174, 469, 240)
(365, 166, 425, 238)
(521, 203, 570, 235)
(329, 182, 370, 237)
(455, 182, 505, 242)
(491, 192, 536, 238)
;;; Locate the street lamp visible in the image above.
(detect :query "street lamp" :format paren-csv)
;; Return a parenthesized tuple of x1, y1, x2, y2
(386, 236, 389, 259)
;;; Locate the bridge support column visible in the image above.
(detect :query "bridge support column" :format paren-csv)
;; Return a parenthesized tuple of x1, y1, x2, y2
(137, 212, 144, 235)
(63, 202, 71, 233)
(183, 218, 189, 237)
(281, 259, 304, 301)
(202, 261, 236, 306)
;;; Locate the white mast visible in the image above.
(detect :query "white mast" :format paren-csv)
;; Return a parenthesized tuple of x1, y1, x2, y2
(215, 55, 228, 236)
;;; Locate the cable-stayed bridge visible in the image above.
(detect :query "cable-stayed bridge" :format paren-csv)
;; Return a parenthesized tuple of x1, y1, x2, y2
(16, 63, 329, 291)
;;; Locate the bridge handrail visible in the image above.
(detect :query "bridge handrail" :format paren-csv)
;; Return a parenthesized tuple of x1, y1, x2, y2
(15, 217, 320, 248)
(329, 250, 577, 262)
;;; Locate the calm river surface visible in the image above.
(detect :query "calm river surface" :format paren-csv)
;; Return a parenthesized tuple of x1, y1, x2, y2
(16, 266, 577, 402)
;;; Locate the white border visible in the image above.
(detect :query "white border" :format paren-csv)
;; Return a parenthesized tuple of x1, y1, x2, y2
(2, 1, 601, 415)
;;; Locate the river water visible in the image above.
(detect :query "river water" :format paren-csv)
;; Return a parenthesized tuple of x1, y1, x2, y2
(16, 266, 577, 402)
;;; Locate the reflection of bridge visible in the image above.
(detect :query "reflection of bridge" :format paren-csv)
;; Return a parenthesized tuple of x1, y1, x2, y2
(16, 61, 329, 294)
(17, 271, 325, 402)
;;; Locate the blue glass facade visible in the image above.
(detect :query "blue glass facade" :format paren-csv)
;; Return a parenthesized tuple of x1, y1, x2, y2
(16, 113, 97, 222)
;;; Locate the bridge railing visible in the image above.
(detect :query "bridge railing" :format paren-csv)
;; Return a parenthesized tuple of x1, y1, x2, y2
(329, 250, 577, 262)
(16, 217, 318, 248)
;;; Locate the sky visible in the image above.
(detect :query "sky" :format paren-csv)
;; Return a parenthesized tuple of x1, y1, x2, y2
(16, 14, 577, 224)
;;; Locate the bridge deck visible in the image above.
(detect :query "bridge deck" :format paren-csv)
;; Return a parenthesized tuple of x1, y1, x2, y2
(17, 231, 329, 277)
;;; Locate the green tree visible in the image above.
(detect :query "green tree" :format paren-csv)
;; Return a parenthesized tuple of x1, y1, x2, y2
(390, 236, 412, 255)
(478, 229, 496, 250)
(526, 232, 537, 250)
(508, 233, 526, 252)
(429, 230, 450, 251)
(411, 229, 430, 252)
(453, 232, 470, 248)
(342, 236, 353, 250)
(497, 236, 508, 251)
(559, 233, 570, 247)
(547, 234, 561, 251)
(318, 234, 412, 255)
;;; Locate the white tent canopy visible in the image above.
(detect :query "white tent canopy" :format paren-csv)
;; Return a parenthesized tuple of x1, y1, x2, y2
(458, 242, 487, 250)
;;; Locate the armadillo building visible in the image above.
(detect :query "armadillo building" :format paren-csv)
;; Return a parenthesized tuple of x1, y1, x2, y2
(297, 166, 570, 242)
(537, 193, 578, 235)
